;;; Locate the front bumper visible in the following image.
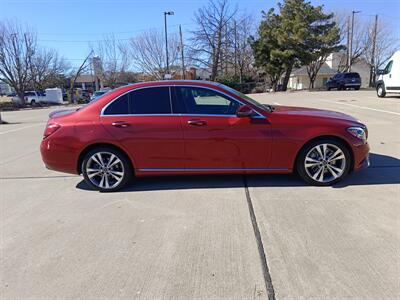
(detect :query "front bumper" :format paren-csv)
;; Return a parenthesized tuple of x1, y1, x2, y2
(352, 142, 370, 171)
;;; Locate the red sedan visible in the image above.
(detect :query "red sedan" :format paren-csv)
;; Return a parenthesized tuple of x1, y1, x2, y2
(40, 81, 370, 191)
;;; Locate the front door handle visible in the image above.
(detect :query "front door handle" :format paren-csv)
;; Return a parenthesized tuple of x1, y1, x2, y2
(112, 121, 130, 128)
(187, 119, 207, 126)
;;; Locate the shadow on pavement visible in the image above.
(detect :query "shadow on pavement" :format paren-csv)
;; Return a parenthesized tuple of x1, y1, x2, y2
(76, 153, 400, 192)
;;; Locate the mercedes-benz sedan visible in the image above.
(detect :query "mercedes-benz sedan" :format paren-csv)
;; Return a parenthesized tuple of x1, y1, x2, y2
(40, 80, 370, 191)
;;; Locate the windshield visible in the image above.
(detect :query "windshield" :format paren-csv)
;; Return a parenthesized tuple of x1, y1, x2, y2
(218, 84, 274, 112)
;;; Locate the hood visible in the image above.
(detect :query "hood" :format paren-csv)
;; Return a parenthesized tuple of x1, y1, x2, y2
(273, 105, 359, 123)
(49, 108, 77, 119)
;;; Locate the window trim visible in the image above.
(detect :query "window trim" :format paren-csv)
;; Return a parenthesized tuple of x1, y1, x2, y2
(100, 84, 266, 119)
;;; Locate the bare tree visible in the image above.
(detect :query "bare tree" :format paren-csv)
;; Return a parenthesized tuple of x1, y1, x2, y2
(189, 0, 237, 80)
(333, 12, 368, 72)
(90, 35, 130, 88)
(362, 18, 399, 85)
(69, 51, 92, 103)
(30, 48, 70, 90)
(0, 20, 36, 106)
(130, 29, 179, 80)
(233, 14, 255, 82)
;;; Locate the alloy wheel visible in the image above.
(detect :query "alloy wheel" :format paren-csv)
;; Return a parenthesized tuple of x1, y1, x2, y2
(86, 151, 125, 189)
(304, 143, 346, 183)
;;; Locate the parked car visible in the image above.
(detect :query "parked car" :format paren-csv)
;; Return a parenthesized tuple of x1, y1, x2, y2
(12, 91, 46, 105)
(90, 89, 110, 101)
(326, 72, 361, 90)
(376, 50, 400, 98)
(40, 80, 370, 192)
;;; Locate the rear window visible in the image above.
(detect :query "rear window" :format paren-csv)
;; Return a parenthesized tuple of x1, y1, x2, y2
(345, 73, 360, 78)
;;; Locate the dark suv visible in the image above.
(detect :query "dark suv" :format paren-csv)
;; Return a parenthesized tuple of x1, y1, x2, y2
(326, 72, 361, 90)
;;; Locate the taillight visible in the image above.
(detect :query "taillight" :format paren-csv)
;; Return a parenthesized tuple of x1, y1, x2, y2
(43, 123, 60, 139)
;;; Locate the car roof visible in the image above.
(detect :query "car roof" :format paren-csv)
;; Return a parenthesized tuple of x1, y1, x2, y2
(125, 80, 220, 88)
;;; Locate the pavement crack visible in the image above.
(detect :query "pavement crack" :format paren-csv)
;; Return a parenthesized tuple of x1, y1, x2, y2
(243, 175, 276, 300)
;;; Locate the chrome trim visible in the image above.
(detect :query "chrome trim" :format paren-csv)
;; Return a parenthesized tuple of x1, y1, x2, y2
(100, 84, 267, 119)
(138, 168, 288, 172)
(100, 113, 237, 118)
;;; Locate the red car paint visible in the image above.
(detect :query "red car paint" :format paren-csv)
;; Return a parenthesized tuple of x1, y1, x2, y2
(40, 80, 369, 177)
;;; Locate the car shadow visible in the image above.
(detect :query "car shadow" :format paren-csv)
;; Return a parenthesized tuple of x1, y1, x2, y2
(76, 153, 400, 192)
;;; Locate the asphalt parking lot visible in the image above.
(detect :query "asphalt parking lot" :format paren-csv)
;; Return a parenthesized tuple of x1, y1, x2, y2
(1, 90, 399, 299)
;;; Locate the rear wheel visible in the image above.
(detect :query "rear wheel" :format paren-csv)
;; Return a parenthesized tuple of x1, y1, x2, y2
(355, 86, 360, 90)
(296, 139, 351, 186)
(377, 84, 386, 98)
(82, 147, 133, 192)
(30, 99, 36, 106)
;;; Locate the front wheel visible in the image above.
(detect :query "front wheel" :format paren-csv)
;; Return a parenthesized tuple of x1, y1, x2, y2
(296, 139, 351, 186)
(82, 147, 133, 192)
(377, 84, 386, 98)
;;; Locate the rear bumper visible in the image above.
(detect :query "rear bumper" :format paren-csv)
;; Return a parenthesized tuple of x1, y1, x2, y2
(40, 138, 79, 174)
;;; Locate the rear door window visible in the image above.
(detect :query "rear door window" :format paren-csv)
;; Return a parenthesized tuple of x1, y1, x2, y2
(129, 87, 171, 114)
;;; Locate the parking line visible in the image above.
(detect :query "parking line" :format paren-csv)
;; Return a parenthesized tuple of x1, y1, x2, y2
(0, 123, 43, 135)
(321, 100, 400, 116)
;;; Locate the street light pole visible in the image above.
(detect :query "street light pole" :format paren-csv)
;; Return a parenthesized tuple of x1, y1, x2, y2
(349, 10, 361, 72)
(164, 11, 174, 79)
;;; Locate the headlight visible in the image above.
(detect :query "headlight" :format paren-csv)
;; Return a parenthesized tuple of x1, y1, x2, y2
(347, 126, 367, 141)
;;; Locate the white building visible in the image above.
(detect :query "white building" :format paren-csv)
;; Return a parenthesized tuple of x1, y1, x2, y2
(288, 52, 371, 90)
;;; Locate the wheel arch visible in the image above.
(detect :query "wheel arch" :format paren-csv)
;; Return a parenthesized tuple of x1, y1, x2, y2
(293, 135, 354, 173)
(77, 142, 135, 175)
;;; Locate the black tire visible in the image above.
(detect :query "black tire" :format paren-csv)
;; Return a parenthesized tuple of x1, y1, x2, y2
(82, 146, 133, 192)
(355, 86, 360, 90)
(296, 138, 351, 186)
(377, 84, 386, 98)
(31, 99, 36, 106)
(326, 87, 331, 91)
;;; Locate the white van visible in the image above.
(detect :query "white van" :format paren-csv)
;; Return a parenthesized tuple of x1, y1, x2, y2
(376, 50, 400, 97)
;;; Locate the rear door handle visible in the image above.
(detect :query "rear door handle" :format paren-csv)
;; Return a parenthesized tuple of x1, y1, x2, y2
(187, 119, 207, 126)
(112, 121, 130, 128)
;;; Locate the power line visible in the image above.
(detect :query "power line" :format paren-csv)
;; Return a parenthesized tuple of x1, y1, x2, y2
(37, 23, 195, 36)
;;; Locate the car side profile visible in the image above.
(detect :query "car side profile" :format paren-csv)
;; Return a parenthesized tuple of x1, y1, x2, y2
(326, 72, 361, 91)
(40, 80, 370, 191)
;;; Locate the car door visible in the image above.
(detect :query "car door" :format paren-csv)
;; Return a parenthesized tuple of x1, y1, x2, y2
(172, 85, 272, 170)
(100, 86, 184, 170)
(383, 60, 400, 91)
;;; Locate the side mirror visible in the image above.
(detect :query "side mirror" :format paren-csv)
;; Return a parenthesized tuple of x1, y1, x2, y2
(377, 69, 385, 75)
(236, 105, 254, 118)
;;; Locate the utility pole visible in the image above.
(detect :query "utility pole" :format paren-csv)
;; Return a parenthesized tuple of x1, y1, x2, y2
(234, 20, 237, 78)
(349, 10, 361, 72)
(346, 16, 351, 71)
(224, 25, 228, 75)
(24, 33, 34, 90)
(164, 11, 174, 79)
(179, 25, 185, 79)
(369, 14, 378, 87)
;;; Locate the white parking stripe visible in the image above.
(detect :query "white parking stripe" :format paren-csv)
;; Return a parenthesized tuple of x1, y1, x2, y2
(320, 100, 400, 116)
(0, 123, 43, 135)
